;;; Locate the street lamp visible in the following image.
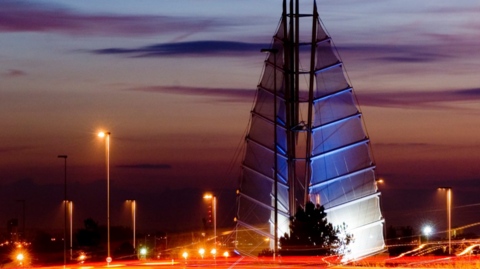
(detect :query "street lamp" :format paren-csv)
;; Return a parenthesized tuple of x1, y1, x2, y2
(58, 155, 68, 265)
(439, 187, 452, 255)
(98, 131, 111, 259)
(198, 248, 205, 259)
(126, 200, 136, 249)
(69, 201, 73, 259)
(260, 47, 279, 259)
(203, 194, 216, 247)
(210, 248, 216, 259)
(423, 225, 433, 243)
(16, 253, 24, 266)
(58, 155, 68, 266)
(140, 247, 147, 260)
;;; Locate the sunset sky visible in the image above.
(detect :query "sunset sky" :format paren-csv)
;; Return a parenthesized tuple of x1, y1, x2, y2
(1, 0, 480, 235)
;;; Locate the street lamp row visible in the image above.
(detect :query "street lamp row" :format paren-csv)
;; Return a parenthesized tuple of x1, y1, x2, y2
(58, 131, 112, 264)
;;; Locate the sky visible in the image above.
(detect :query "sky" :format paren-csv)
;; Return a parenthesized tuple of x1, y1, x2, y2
(1, 0, 480, 238)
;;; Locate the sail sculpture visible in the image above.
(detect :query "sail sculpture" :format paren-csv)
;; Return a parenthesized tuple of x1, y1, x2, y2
(235, 0, 385, 260)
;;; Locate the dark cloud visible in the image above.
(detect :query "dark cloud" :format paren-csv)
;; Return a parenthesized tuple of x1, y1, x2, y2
(0, 1, 222, 36)
(338, 44, 450, 63)
(116, 164, 172, 169)
(92, 41, 457, 63)
(356, 88, 480, 109)
(92, 41, 270, 57)
(127, 85, 480, 107)
(3, 69, 27, 77)
(126, 85, 255, 102)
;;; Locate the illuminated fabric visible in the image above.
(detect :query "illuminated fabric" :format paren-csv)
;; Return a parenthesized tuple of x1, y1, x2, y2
(236, 0, 384, 260)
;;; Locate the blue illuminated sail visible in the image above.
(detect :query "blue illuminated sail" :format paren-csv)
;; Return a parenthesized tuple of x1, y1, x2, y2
(236, 0, 384, 260)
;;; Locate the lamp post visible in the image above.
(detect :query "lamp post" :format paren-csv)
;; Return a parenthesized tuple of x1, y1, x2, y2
(98, 131, 111, 260)
(127, 200, 136, 249)
(58, 154, 68, 266)
(203, 194, 216, 247)
(439, 187, 452, 255)
(260, 48, 279, 258)
(69, 201, 73, 259)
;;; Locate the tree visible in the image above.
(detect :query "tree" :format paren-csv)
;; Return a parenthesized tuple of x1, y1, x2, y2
(279, 202, 352, 256)
(76, 218, 101, 247)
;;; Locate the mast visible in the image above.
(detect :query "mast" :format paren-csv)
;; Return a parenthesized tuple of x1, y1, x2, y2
(286, 0, 297, 217)
(304, 1, 317, 205)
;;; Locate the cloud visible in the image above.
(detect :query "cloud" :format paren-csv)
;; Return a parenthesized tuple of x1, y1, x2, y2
(2, 69, 27, 77)
(127, 85, 480, 107)
(0, 1, 222, 36)
(126, 85, 255, 102)
(92, 41, 460, 63)
(116, 164, 172, 169)
(338, 44, 450, 63)
(92, 41, 270, 57)
(356, 88, 480, 109)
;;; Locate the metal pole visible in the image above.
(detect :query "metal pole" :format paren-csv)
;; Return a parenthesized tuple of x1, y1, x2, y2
(58, 155, 67, 266)
(439, 187, 452, 255)
(70, 201, 73, 259)
(107, 133, 111, 258)
(133, 200, 136, 249)
(448, 189, 451, 255)
(273, 51, 278, 259)
(304, 0, 317, 207)
(22, 201, 25, 241)
(214, 196, 217, 248)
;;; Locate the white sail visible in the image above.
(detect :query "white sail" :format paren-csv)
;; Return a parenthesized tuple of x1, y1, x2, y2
(236, 0, 384, 260)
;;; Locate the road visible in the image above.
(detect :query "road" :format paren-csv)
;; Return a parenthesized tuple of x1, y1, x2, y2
(12, 255, 480, 269)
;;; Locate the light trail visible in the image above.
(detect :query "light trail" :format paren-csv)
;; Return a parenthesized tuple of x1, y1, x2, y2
(457, 244, 480, 256)
(387, 244, 425, 260)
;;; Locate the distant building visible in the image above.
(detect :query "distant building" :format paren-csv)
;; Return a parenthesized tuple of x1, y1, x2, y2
(7, 219, 19, 242)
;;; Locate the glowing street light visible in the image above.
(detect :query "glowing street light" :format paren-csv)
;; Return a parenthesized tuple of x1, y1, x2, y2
(182, 252, 188, 260)
(423, 226, 433, 243)
(98, 131, 111, 258)
(211, 248, 216, 259)
(140, 248, 147, 255)
(203, 194, 216, 247)
(198, 248, 205, 259)
(438, 187, 452, 255)
(16, 253, 24, 261)
(223, 251, 229, 258)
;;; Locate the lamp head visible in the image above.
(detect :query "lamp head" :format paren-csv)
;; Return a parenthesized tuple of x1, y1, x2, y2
(423, 226, 433, 236)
